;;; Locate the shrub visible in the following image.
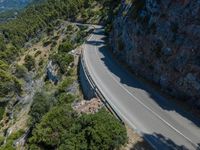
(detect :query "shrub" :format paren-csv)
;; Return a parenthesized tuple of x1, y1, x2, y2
(24, 55, 35, 71)
(51, 53, 74, 73)
(43, 40, 51, 47)
(57, 77, 74, 93)
(0, 60, 9, 71)
(0, 102, 6, 121)
(0, 70, 22, 97)
(0, 136, 4, 146)
(28, 108, 127, 150)
(34, 50, 42, 57)
(58, 41, 73, 53)
(14, 64, 28, 79)
(29, 92, 56, 124)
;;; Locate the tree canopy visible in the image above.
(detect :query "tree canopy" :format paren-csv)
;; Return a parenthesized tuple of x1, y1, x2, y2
(29, 108, 127, 150)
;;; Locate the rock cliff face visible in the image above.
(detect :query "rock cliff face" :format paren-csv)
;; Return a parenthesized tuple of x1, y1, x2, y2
(110, 0, 200, 109)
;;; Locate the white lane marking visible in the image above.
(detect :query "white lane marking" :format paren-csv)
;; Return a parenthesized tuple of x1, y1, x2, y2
(84, 43, 159, 150)
(83, 37, 158, 150)
(88, 32, 198, 149)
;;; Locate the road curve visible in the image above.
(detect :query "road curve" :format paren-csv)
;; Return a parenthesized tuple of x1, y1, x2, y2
(82, 25, 200, 150)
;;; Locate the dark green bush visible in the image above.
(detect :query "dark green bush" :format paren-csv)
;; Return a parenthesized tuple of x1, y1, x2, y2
(14, 64, 28, 79)
(24, 55, 35, 71)
(58, 41, 73, 53)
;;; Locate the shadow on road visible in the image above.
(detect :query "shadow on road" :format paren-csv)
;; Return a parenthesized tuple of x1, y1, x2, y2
(86, 40, 105, 46)
(86, 30, 200, 148)
(130, 133, 188, 150)
(97, 39, 200, 127)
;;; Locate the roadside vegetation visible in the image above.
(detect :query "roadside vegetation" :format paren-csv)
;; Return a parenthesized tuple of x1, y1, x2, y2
(27, 75, 127, 149)
(0, 0, 127, 149)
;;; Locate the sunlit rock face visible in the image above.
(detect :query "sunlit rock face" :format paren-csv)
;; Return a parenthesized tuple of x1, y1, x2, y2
(111, 0, 200, 108)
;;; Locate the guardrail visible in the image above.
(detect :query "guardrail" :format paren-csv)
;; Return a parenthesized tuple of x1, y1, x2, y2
(80, 41, 200, 150)
(80, 52, 123, 123)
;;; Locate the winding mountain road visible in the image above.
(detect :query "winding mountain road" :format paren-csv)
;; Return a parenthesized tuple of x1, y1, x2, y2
(82, 25, 200, 150)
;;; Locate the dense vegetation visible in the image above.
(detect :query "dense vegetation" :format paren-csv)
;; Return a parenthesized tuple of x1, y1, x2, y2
(0, 0, 120, 98)
(29, 108, 127, 150)
(0, 0, 126, 149)
(28, 79, 127, 150)
(0, 60, 22, 98)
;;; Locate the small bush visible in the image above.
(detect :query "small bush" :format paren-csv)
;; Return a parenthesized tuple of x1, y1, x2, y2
(43, 40, 51, 47)
(58, 41, 73, 53)
(34, 50, 42, 57)
(0, 102, 6, 121)
(24, 55, 35, 71)
(15, 64, 28, 79)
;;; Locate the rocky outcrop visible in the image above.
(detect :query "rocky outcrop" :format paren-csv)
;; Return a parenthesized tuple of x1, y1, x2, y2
(46, 61, 59, 84)
(110, 0, 200, 109)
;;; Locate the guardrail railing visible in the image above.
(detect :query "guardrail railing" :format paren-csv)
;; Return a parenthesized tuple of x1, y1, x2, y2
(80, 51, 123, 123)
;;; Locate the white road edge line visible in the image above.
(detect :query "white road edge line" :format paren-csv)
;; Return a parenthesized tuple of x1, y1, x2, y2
(84, 41, 159, 150)
(89, 29, 197, 148)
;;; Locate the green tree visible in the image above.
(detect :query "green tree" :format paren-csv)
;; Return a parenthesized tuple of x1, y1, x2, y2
(58, 41, 73, 53)
(14, 64, 28, 79)
(29, 92, 56, 124)
(24, 55, 35, 71)
(29, 108, 127, 150)
(0, 70, 22, 97)
(51, 53, 74, 73)
(29, 105, 75, 148)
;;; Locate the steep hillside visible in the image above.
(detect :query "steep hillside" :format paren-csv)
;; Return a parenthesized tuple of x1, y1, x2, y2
(110, 0, 200, 110)
(0, 0, 128, 149)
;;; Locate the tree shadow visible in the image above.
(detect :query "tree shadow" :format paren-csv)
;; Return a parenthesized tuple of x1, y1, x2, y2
(97, 40, 200, 128)
(85, 40, 105, 46)
(130, 133, 189, 150)
(86, 28, 200, 148)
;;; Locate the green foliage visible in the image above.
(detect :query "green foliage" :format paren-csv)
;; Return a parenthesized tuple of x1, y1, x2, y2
(0, 70, 22, 97)
(105, 23, 112, 35)
(66, 24, 74, 32)
(0, 136, 4, 146)
(0, 102, 7, 121)
(57, 93, 75, 105)
(58, 41, 73, 53)
(0, 60, 9, 71)
(0, 142, 14, 150)
(14, 64, 28, 79)
(43, 40, 51, 47)
(29, 105, 75, 148)
(0, 46, 20, 63)
(51, 53, 74, 73)
(0, 35, 6, 51)
(0, 0, 86, 47)
(0, 129, 25, 150)
(34, 50, 42, 57)
(29, 108, 127, 150)
(74, 30, 88, 45)
(8, 129, 25, 141)
(29, 92, 56, 124)
(57, 77, 73, 93)
(24, 55, 35, 71)
(0, 59, 22, 103)
(0, 0, 120, 68)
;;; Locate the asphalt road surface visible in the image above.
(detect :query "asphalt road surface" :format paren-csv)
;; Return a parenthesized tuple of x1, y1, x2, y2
(82, 25, 200, 150)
